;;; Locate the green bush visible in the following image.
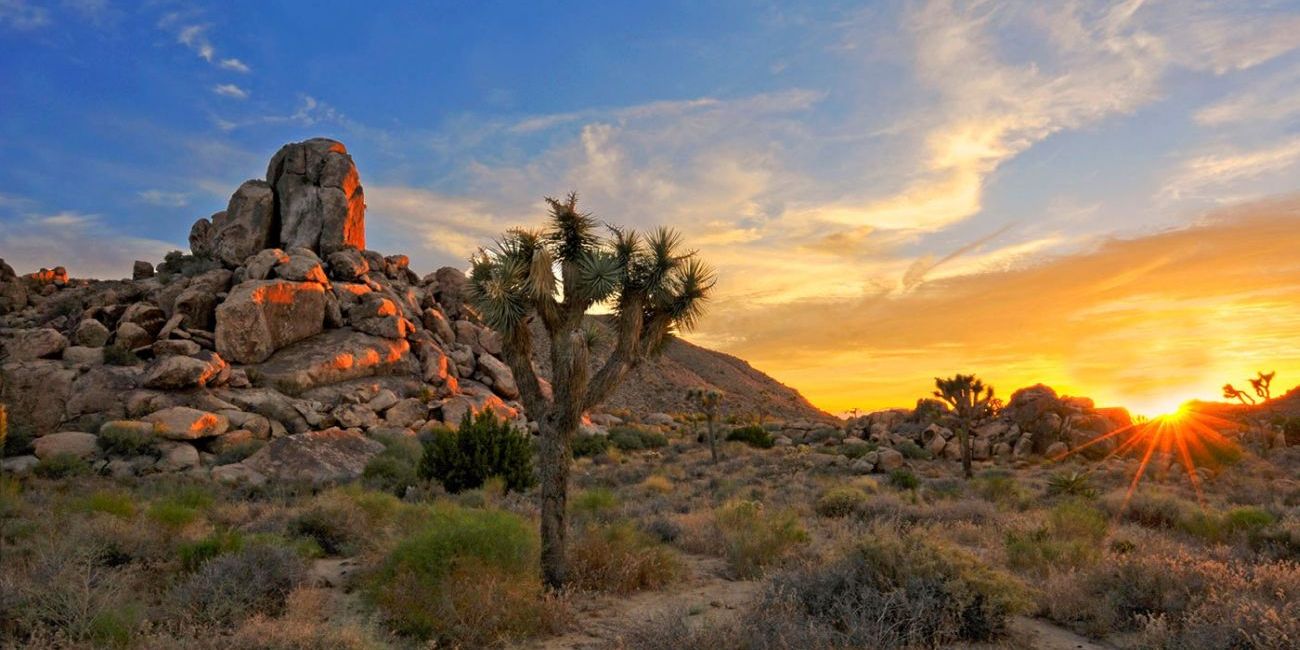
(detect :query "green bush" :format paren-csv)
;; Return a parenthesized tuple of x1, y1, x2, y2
(815, 486, 869, 518)
(102, 345, 141, 367)
(973, 470, 1026, 506)
(364, 505, 561, 644)
(3, 420, 35, 457)
(572, 431, 611, 458)
(97, 423, 159, 458)
(572, 487, 620, 520)
(569, 521, 683, 593)
(887, 468, 920, 491)
(895, 439, 930, 459)
(609, 425, 669, 451)
(363, 433, 421, 495)
(725, 425, 774, 449)
(1224, 506, 1275, 533)
(178, 530, 245, 571)
(33, 453, 90, 479)
(1005, 500, 1107, 575)
(418, 411, 535, 493)
(78, 490, 137, 519)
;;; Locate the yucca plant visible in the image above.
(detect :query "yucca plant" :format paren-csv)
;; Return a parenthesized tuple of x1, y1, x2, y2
(934, 374, 996, 479)
(467, 193, 715, 589)
(1046, 470, 1097, 498)
(687, 387, 724, 463)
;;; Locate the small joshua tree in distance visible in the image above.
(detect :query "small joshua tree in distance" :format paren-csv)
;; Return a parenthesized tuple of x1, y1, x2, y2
(934, 374, 996, 479)
(467, 193, 714, 590)
(687, 387, 723, 463)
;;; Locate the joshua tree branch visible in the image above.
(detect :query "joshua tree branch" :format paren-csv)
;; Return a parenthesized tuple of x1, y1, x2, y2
(500, 321, 550, 421)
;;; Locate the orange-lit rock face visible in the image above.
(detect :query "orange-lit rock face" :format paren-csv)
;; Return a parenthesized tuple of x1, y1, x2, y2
(215, 280, 327, 364)
(267, 138, 365, 255)
(252, 329, 416, 395)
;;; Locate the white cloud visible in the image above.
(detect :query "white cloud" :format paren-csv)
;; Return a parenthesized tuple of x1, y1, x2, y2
(219, 58, 250, 73)
(1195, 63, 1300, 126)
(0, 210, 177, 278)
(1163, 136, 1300, 201)
(0, 0, 48, 29)
(137, 189, 190, 207)
(213, 83, 248, 99)
(177, 24, 214, 62)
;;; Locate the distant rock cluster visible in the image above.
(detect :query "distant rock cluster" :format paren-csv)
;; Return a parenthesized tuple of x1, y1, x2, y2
(0, 138, 525, 484)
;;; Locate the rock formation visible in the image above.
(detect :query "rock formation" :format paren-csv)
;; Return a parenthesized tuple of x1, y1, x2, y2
(0, 138, 521, 484)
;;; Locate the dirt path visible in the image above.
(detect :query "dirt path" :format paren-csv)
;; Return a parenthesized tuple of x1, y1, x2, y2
(1003, 617, 1114, 650)
(528, 553, 760, 650)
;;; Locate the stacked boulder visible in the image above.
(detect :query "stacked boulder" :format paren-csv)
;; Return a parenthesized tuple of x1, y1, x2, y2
(0, 138, 524, 484)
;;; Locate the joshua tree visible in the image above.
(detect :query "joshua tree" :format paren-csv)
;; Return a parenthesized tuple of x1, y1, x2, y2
(1223, 383, 1255, 405)
(467, 193, 714, 589)
(687, 387, 724, 463)
(934, 374, 996, 479)
(1250, 371, 1275, 402)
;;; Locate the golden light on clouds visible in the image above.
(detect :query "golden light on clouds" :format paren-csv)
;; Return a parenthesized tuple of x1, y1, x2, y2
(691, 199, 1300, 416)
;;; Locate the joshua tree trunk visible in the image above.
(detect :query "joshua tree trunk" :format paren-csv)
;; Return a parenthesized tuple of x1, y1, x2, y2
(959, 423, 973, 479)
(537, 420, 571, 589)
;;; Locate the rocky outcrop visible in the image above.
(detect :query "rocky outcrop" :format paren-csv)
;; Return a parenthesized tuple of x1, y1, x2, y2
(211, 180, 278, 267)
(267, 138, 365, 255)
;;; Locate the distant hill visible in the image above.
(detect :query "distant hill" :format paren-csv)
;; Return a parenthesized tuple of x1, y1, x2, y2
(1187, 384, 1300, 420)
(527, 317, 837, 424)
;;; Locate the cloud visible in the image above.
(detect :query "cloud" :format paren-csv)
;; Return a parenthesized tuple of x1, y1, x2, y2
(0, 210, 177, 279)
(137, 189, 190, 207)
(1195, 62, 1300, 126)
(697, 198, 1300, 414)
(176, 24, 214, 62)
(219, 58, 250, 73)
(0, 0, 49, 29)
(213, 83, 248, 99)
(1163, 136, 1300, 201)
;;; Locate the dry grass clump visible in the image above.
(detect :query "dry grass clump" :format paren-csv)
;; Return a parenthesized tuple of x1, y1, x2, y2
(1004, 499, 1108, 576)
(228, 588, 387, 650)
(1043, 534, 1300, 646)
(169, 543, 308, 626)
(678, 500, 809, 578)
(568, 521, 683, 593)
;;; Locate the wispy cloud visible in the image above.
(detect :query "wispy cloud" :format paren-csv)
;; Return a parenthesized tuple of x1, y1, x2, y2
(1195, 62, 1300, 126)
(176, 23, 214, 62)
(1163, 136, 1300, 201)
(219, 58, 250, 73)
(0, 0, 49, 30)
(137, 189, 189, 207)
(213, 83, 248, 99)
(0, 208, 177, 278)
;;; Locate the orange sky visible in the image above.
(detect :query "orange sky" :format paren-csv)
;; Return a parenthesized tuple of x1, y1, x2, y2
(689, 199, 1300, 417)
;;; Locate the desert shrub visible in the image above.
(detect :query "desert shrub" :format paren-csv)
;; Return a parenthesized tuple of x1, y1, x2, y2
(1249, 520, 1300, 560)
(33, 453, 90, 479)
(78, 490, 137, 519)
(214, 440, 263, 465)
(1044, 543, 1300, 644)
(569, 521, 683, 593)
(96, 425, 159, 458)
(726, 425, 774, 449)
(171, 543, 308, 625)
(887, 468, 920, 490)
(572, 487, 619, 521)
(289, 507, 357, 556)
(841, 440, 878, 459)
(1106, 489, 1192, 529)
(146, 487, 215, 530)
(609, 425, 669, 451)
(642, 517, 683, 543)
(3, 421, 36, 457)
(759, 529, 1029, 647)
(572, 431, 611, 458)
(228, 588, 387, 650)
(1046, 470, 1097, 498)
(815, 486, 869, 518)
(102, 344, 141, 366)
(4, 545, 146, 646)
(362, 434, 422, 496)
(972, 470, 1026, 506)
(712, 500, 808, 577)
(1224, 506, 1276, 533)
(364, 505, 565, 644)
(1005, 500, 1107, 575)
(418, 411, 534, 493)
(178, 530, 245, 571)
(895, 439, 930, 459)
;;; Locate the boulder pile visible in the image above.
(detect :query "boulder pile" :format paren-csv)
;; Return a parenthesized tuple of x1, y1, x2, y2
(0, 138, 524, 485)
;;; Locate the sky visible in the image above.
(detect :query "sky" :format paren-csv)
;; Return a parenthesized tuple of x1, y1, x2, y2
(3, 0, 1300, 416)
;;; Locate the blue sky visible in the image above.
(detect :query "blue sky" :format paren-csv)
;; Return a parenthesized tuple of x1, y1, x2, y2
(4, 0, 1300, 412)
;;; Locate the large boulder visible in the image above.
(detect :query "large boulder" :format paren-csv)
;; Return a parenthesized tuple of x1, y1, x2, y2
(1, 360, 77, 434)
(33, 431, 98, 460)
(141, 352, 229, 390)
(2, 328, 68, 361)
(209, 180, 277, 267)
(242, 427, 383, 484)
(173, 268, 233, 330)
(143, 406, 229, 440)
(266, 138, 365, 256)
(215, 280, 327, 364)
(74, 319, 111, 347)
(477, 354, 519, 399)
(251, 328, 415, 395)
